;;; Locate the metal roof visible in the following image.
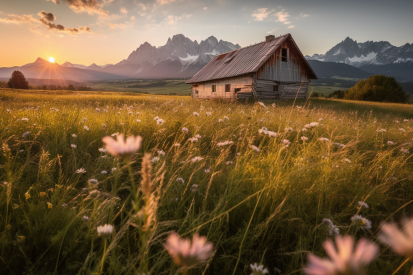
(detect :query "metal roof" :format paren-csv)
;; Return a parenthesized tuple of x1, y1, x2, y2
(186, 33, 317, 84)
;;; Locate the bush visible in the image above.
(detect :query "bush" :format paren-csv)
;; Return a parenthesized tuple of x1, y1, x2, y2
(311, 92, 319, 98)
(344, 75, 408, 103)
(0, 81, 7, 88)
(7, 70, 29, 89)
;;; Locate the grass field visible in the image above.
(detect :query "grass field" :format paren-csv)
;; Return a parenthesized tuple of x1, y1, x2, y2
(87, 79, 191, 95)
(1, 88, 413, 274)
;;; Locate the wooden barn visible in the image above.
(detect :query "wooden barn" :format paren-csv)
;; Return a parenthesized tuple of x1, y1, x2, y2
(186, 33, 317, 100)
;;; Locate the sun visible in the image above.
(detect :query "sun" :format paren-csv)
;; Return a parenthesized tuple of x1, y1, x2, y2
(48, 57, 55, 63)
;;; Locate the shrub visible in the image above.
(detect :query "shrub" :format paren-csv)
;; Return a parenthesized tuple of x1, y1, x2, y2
(7, 70, 29, 89)
(344, 75, 408, 103)
(328, 90, 347, 99)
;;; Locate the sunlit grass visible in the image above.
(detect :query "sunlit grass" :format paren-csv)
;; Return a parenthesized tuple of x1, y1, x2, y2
(1, 88, 413, 274)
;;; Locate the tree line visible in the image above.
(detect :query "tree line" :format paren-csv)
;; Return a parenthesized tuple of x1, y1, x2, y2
(1, 70, 93, 91)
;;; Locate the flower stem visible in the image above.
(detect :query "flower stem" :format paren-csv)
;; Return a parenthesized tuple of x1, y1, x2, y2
(99, 239, 107, 275)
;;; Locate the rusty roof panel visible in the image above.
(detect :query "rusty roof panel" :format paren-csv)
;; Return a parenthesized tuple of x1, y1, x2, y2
(187, 33, 317, 84)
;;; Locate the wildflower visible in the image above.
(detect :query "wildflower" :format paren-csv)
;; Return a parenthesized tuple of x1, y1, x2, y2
(376, 129, 386, 132)
(224, 116, 229, 121)
(387, 141, 395, 145)
(285, 127, 293, 132)
(257, 102, 268, 108)
(72, 134, 77, 138)
(62, 203, 67, 207)
(112, 167, 117, 172)
(76, 168, 86, 174)
(22, 118, 28, 122)
(319, 137, 330, 142)
(303, 235, 379, 275)
(217, 141, 234, 147)
(83, 117, 87, 121)
(225, 161, 233, 165)
(19, 149, 24, 153)
(17, 119, 20, 122)
(22, 131, 31, 137)
(182, 127, 189, 133)
(102, 134, 143, 160)
(88, 179, 98, 184)
(136, 119, 141, 123)
(158, 150, 165, 156)
(101, 171, 107, 174)
(173, 143, 181, 147)
(378, 218, 413, 259)
(258, 128, 268, 135)
(111, 132, 119, 137)
(191, 156, 204, 162)
(282, 139, 291, 147)
(351, 215, 372, 231)
(157, 119, 165, 125)
(249, 145, 260, 152)
(301, 136, 308, 141)
(83, 216, 90, 221)
(344, 158, 351, 163)
(404, 119, 409, 122)
(191, 184, 198, 192)
(250, 263, 269, 275)
(98, 148, 107, 153)
(400, 148, 409, 154)
(302, 128, 308, 132)
(71, 144, 77, 149)
(97, 224, 114, 238)
(164, 232, 214, 267)
(260, 118, 265, 122)
(319, 118, 323, 122)
(272, 103, 276, 108)
(218, 119, 223, 123)
(304, 122, 319, 128)
(194, 134, 201, 139)
(154, 116, 159, 120)
(188, 137, 198, 143)
(204, 169, 210, 173)
(193, 112, 200, 116)
(47, 202, 53, 209)
(151, 156, 160, 163)
(399, 128, 406, 132)
(25, 192, 31, 200)
(176, 178, 185, 184)
(358, 201, 369, 209)
(102, 124, 106, 128)
(84, 126, 89, 131)
(206, 112, 212, 116)
(323, 219, 340, 236)
(6, 109, 11, 113)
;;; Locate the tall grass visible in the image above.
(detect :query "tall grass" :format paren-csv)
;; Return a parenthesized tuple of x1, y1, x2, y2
(1, 89, 413, 274)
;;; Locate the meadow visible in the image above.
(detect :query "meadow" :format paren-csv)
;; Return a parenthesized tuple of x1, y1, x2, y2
(1, 88, 413, 274)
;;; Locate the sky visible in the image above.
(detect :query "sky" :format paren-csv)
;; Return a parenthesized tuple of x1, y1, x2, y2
(0, 0, 412, 67)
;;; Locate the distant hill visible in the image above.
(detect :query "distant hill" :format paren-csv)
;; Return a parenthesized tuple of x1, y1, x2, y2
(307, 60, 373, 79)
(360, 62, 413, 82)
(0, 58, 129, 82)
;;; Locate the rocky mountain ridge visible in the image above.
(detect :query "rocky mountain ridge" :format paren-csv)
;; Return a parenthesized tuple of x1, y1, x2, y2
(306, 37, 413, 67)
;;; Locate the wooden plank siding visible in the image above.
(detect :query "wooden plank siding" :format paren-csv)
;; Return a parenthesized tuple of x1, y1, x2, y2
(254, 79, 308, 100)
(191, 76, 253, 99)
(256, 40, 310, 83)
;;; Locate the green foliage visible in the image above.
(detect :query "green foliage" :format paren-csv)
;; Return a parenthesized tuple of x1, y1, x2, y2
(7, 70, 29, 89)
(327, 90, 347, 99)
(310, 92, 319, 98)
(344, 75, 409, 103)
(1, 90, 413, 274)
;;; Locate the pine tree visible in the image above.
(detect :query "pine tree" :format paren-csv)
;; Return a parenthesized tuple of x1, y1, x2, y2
(7, 71, 29, 89)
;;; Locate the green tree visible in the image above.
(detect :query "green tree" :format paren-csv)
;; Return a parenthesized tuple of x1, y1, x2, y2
(7, 70, 29, 89)
(344, 75, 408, 103)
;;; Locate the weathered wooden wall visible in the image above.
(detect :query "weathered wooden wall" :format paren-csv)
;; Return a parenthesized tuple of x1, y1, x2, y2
(257, 39, 310, 83)
(254, 79, 308, 100)
(191, 76, 253, 99)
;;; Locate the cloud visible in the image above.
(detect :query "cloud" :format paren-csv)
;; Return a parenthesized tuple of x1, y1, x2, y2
(108, 22, 128, 29)
(267, 29, 276, 34)
(252, 8, 273, 21)
(47, 0, 109, 16)
(0, 14, 36, 24)
(120, 7, 128, 14)
(157, 0, 177, 4)
(137, 3, 146, 10)
(166, 14, 191, 24)
(283, 21, 290, 25)
(299, 12, 309, 18)
(287, 25, 295, 29)
(203, 7, 208, 10)
(274, 9, 290, 22)
(37, 11, 93, 34)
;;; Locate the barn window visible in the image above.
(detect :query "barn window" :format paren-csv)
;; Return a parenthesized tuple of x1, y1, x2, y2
(282, 48, 288, 62)
(212, 85, 216, 93)
(235, 88, 241, 93)
(225, 84, 231, 92)
(273, 85, 278, 92)
(195, 90, 199, 96)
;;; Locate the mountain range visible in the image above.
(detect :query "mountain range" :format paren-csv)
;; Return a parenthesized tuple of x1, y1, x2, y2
(0, 34, 412, 83)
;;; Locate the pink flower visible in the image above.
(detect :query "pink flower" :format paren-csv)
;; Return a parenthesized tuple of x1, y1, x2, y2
(378, 218, 413, 259)
(164, 232, 213, 267)
(102, 134, 143, 160)
(303, 235, 378, 275)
